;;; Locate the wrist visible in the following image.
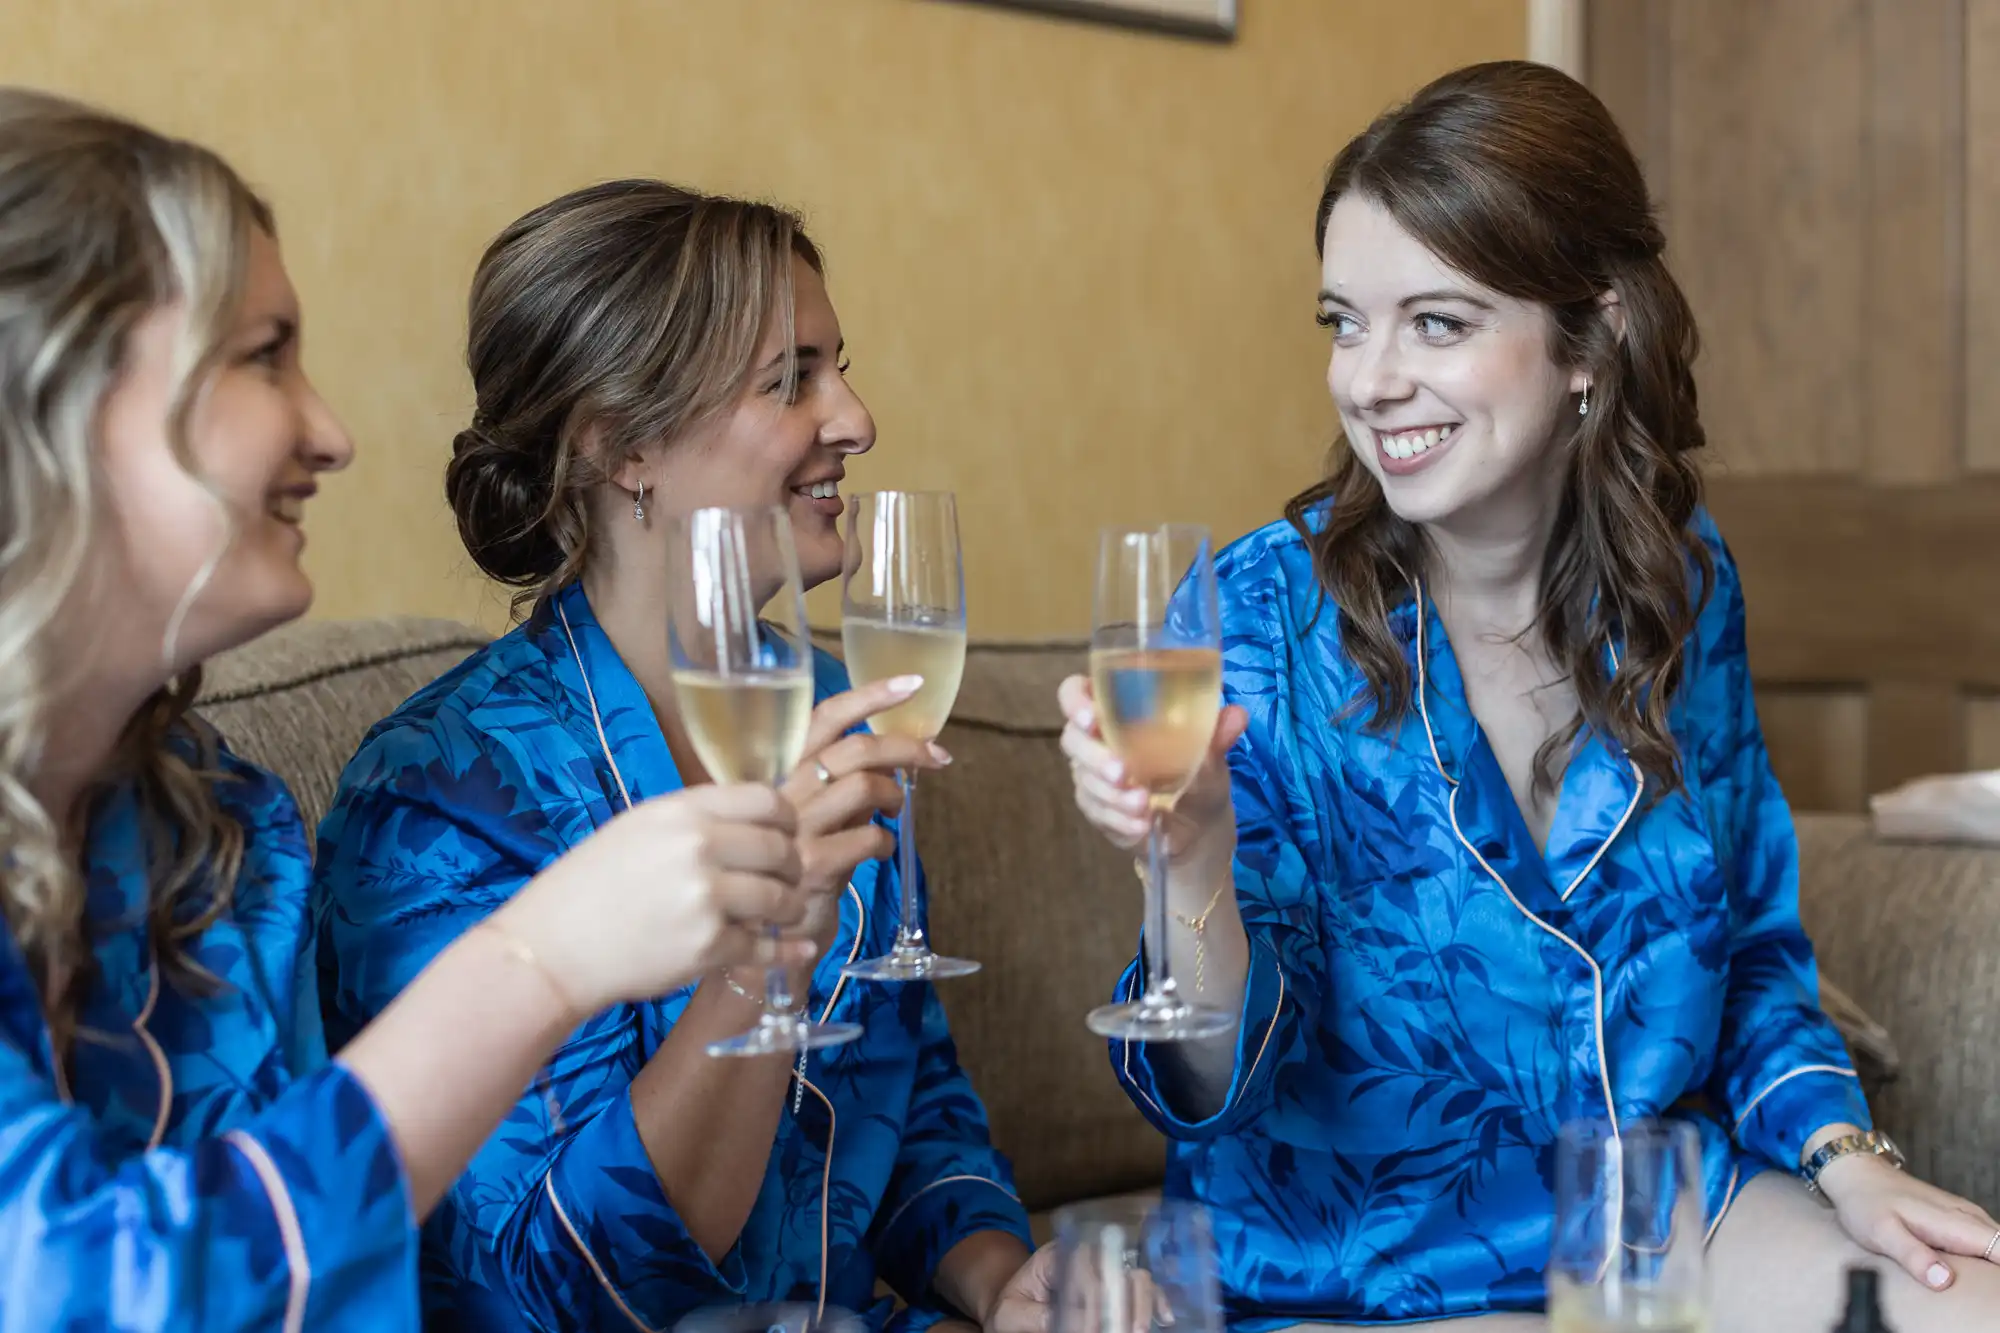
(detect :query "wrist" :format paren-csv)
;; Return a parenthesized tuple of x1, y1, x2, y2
(475, 911, 590, 1027)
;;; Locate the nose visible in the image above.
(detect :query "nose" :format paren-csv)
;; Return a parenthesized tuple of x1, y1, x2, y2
(1338, 329, 1414, 414)
(821, 374, 876, 457)
(297, 375, 354, 473)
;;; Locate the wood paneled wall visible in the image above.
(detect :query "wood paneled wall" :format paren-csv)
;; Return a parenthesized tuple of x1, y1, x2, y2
(1588, 0, 2000, 811)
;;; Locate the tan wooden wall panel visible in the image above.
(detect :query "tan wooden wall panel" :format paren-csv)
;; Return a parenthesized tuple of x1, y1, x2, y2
(1665, 0, 1867, 476)
(1863, 0, 1962, 483)
(1760, 691, 1870, 814)
(1969, 697, 2000, 772)
(1968, 0, 2000, 470)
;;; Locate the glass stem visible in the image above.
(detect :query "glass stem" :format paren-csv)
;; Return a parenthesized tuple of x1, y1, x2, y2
(896, 767, 926, 953)
(764, 926, 794, 1017)
(1146, 805, 1177, 1004)
(765, 775, 796, 1017)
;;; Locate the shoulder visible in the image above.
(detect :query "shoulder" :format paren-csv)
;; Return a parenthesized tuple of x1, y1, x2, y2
(318, 623, 584, 855)
(1684, 504, 1749, 667)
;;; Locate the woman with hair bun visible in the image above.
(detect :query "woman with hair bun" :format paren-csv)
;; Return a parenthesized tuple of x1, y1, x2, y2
(316, 181, 1046, 1333)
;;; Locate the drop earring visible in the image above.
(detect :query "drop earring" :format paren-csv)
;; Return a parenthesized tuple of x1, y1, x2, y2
(633, 481, 647, 522)
(1578, 385, 1591, 418)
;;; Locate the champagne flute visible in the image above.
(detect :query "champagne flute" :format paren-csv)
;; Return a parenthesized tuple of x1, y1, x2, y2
(1548, 1118, 1709, 1333)
(838, 490, 979, 982)
(1050, 1197, 1222, 1333)
(667, 505, 863, 1058)
(1086, 524, 1235, 1043)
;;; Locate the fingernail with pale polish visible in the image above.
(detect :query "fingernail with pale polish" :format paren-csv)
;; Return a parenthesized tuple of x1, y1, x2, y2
(1929, 1263, 1953, 1289)
(1078, 706, 1094, 729)
(928, 743, 953, 765)
(888, 674, 924, 695)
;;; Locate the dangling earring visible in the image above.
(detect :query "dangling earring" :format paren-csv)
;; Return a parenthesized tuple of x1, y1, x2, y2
(633, 480, 647, 522)
(1578, 385, 1592, 418)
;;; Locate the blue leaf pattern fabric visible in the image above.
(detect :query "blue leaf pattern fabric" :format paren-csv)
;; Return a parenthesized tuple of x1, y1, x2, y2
(0, 736, 418, 1331)
(314, 583, 1030, 1333)
(1109, 509, 1870, 1328)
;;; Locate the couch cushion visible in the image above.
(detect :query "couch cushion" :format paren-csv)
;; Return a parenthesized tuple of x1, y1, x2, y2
(1796, 813, 2000, 1211)
(924, 639, 1167, 1212)
(196, 617, 490, 833)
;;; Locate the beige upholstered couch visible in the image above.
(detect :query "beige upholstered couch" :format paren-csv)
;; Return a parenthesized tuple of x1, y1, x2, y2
(197, 617, 2000, 1224)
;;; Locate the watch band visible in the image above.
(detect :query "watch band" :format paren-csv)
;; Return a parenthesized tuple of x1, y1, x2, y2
(1801, 1129, 1905, 1195)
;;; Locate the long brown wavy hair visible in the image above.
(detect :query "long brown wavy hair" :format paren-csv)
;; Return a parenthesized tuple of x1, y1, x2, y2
(1286, 60, 1711, 796)
(0, 89, 266, 1061)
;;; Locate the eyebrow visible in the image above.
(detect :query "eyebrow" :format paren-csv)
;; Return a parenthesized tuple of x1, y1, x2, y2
(753, 337, 846, 379)
(1318, 288, 1496, 312)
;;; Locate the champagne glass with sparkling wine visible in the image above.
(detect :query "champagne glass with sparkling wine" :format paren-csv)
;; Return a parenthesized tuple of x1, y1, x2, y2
(839, 491, 979, 981)
(1086, 524, 1235, 1043)
(668, 505, 864, 1058)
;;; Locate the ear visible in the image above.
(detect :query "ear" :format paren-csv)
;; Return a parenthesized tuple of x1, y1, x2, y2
(589, 424, 650, 496)
(1569, 288, 1627, 395)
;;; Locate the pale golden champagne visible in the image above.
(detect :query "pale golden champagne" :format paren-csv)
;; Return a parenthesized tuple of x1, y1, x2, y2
(672, 672, 814, 785)
(841, 617, 967, 740)
(1089, 647, 1222, 803)
(1548, 1282, 1707, 1333)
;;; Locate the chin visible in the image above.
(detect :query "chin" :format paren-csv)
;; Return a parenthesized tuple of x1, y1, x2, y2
(797, 541, 844, 594)
(191, 572, 313, 665)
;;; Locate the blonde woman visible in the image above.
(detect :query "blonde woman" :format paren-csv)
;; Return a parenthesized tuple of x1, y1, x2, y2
(0, 90, 811, 1331)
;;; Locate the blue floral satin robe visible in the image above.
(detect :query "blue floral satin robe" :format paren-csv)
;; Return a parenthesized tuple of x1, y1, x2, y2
(1111, 510, 1871, 1327)
(313, 583, 1031, 1333)
(0, 737, 417, 1331)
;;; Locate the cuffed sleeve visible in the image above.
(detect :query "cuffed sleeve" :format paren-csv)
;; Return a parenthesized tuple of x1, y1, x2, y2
(1702, 538, 1872, 1171)
(0, 1041, 416, 1332)
(868, 986, 1031, 1311)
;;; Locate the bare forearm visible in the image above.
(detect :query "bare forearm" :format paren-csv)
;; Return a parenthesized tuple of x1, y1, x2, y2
(934, 1230, 1032, 1326)
(628, 973, 795, 1260)
(1144, 850, 1248, 1116)
(337, 920, 582, 1217)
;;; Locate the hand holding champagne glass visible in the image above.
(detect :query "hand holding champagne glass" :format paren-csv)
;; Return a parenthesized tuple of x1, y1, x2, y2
(839, 490, 979, 982)
(668, 504, 864, 1058)
(1083, 524, 1236, 1043)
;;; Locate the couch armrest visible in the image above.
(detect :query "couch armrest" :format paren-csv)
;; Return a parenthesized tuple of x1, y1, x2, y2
(1795, 814, 2000, 1212)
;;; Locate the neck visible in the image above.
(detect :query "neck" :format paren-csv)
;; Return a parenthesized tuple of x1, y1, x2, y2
(1423, 505, 1559, 637)
(578, 553, 676, 722)
(33, 674, 159, 845)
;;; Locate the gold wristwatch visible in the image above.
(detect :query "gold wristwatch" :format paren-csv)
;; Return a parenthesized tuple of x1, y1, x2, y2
(1801, 1129, 1905, 1196)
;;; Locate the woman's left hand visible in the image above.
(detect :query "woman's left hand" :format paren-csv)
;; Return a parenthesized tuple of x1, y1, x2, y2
(981, 1243, 1056, 1333)
(1821, 1154, 2000, 1290)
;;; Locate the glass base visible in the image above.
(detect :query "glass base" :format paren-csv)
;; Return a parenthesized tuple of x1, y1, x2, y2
(1087, 995, 1237, 1043)
(706, 1014, 864, 1058)
(842, 945, 982, 982)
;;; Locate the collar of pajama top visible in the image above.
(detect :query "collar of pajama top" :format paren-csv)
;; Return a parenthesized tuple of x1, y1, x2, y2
(1107, 508, 1871, 1329)
(313, 581, 1031, 1333)
(0, 737, 417, 1331)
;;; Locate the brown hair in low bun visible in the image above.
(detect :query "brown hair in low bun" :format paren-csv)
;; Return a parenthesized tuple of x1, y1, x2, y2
(445, 178, 822, 614)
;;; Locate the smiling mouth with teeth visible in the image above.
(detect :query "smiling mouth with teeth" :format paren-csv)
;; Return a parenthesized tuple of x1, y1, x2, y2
(1377, 425, 1458, 461)
(797, 481, 840, 500)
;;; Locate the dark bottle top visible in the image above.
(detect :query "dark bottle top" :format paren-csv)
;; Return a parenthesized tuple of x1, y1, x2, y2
(1832, 1266, 1893, 1332)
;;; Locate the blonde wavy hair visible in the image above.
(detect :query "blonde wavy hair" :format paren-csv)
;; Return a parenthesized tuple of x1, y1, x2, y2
(0, 88, 272, 1061)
